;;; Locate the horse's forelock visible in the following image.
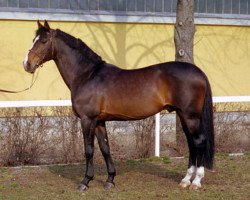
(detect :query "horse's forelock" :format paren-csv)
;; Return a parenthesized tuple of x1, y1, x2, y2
(35, 27, 48, 38)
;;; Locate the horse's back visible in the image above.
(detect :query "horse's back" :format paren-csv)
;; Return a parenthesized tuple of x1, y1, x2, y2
(158, 61, 207, 80)
(103, 61, 207, 82)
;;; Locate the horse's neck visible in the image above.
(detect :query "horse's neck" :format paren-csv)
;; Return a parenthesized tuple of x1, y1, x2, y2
(53, 39, 94, 90)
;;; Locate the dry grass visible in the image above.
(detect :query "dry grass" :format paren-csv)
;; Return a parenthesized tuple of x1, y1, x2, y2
(0, 154, 249, 200)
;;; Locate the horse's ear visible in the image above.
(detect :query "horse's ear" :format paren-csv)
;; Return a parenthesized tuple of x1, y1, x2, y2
(44, 20, 50, 31)
(37, 20, 43, 28)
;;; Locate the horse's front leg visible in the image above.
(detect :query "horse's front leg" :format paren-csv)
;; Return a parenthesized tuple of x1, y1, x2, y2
(95, 121, 116, 190)
(78, 118, 96, 192)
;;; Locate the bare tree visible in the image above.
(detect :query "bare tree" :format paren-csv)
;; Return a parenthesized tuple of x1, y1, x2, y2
(174, 0, 195, 153)
(174, 0, 195, 63)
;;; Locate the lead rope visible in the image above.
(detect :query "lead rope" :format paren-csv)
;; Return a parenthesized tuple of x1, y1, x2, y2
(0, 31, 54, 94)
(0, 67, 40, 93)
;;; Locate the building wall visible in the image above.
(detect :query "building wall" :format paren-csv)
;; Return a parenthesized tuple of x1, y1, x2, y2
(0, 20, 249, 102)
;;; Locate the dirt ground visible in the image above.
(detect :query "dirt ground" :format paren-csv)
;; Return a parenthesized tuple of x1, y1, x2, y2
(0, 153, 249, 200)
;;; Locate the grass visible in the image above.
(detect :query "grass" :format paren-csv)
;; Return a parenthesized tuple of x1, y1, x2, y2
(0, 154, 249, 200)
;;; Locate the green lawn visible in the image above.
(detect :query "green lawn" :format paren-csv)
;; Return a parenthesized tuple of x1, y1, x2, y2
(0, 154, 249, 200)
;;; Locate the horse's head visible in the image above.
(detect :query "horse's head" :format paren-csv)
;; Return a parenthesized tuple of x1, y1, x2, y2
(23, 20, 54, 73)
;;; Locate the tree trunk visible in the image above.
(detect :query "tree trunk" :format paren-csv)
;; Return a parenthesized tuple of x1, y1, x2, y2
(174, 0, 195, 154)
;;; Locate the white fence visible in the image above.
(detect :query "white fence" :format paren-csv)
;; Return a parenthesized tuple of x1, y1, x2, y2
(0, 95, 250, 156)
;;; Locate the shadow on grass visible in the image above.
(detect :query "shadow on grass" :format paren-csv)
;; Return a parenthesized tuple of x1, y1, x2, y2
(48, 161, 184, 186)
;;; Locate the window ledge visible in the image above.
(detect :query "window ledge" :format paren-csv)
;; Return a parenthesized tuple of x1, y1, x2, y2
(0, 9, 249, 26)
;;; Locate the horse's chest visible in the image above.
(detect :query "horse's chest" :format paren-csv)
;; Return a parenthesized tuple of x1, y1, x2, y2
(72, 91, 103, 118)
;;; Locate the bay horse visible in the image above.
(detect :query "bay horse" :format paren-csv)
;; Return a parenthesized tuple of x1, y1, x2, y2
(23, 21, 214, 191)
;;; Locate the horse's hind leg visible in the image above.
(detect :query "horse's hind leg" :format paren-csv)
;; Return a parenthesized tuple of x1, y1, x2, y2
(95, 121, 116, 189)
(177, 111, 205, 189)
(190, 132, 206, 190)
(177, 112, 197, 188)
(179, 131, 197, 188)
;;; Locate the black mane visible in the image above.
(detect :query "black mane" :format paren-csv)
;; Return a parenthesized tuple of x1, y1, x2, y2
(36, 27, 104, 66)
(54, 29, 104, 66)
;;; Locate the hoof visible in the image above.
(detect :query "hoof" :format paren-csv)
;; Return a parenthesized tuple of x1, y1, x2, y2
(179, 180, 191, 188)
(104, 182, 115, 190)
(78, 184, 88, 192)
(189, 183, 201, 190)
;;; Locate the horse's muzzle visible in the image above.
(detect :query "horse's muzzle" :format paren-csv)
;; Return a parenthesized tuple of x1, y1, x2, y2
(23, 61, 36, 74)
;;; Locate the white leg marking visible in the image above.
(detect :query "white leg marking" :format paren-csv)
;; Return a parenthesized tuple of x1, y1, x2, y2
(190, 166, 204, 189)
(179, 165, 195, 188)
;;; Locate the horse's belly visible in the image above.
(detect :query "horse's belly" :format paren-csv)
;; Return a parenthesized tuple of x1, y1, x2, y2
(99, 76, 170, 120)
(101, 98, 164, 120)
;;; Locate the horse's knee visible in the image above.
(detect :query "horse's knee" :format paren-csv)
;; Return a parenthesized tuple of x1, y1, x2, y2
(100, 146, 110, 159)
(85, 146, 94, 159)
(97, 135, 111, 159)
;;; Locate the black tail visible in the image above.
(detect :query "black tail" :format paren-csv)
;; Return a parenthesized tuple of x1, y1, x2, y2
(200, 78, 214, 169)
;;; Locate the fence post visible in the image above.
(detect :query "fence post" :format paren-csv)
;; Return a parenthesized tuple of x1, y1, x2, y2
(155, 113, 160, 157)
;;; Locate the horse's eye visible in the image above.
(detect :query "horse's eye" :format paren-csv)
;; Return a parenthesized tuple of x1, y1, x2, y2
(40, 38, 47, 43)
